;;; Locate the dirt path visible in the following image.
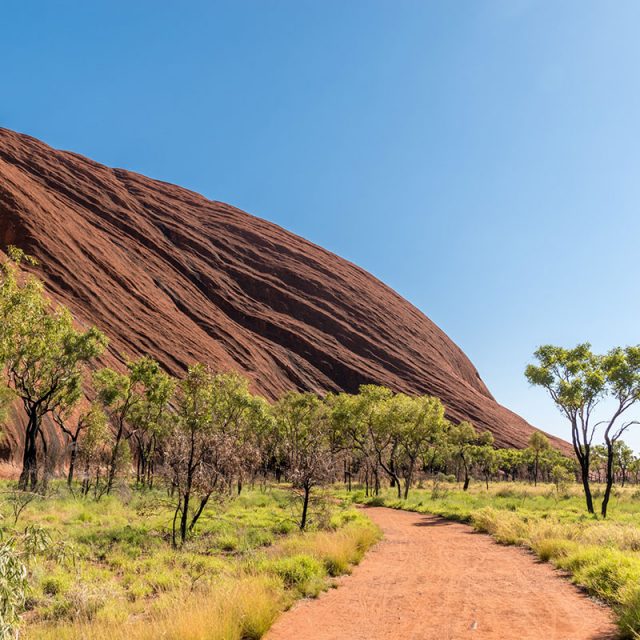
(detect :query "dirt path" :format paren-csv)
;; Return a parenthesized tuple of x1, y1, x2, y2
(266, 507, 618, 640)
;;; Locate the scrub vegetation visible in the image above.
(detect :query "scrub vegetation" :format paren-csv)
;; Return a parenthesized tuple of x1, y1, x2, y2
(2, 247, 640, 639)
(9, 486, 379, 639)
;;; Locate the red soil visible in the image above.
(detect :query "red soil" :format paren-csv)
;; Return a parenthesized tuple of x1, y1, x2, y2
(266, 507, 618, 640)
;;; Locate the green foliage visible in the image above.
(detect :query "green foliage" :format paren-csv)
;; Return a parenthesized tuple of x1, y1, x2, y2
(526, 342, 640, 517)
(0, 484, 377, 639)
(0, 539, 28, 639)
(551, 464, 572, 494)
(273, 392, 333, 529)
(525, 343, 606, 415)
(268, 554, 325, 592)
(0, 250, 107, 489)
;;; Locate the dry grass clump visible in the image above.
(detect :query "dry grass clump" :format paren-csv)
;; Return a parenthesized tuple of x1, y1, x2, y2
(273, 521, 381, 577)
(21, 487, 380, 639)
(29, 575, 283, 640)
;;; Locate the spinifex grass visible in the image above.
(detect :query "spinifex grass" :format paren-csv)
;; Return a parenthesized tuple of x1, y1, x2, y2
(343, 481, 640, 638)
(1, 483, 380, 639)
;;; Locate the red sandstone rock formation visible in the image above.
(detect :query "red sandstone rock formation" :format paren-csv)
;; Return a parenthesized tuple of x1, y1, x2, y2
(0, 127, 566, 453)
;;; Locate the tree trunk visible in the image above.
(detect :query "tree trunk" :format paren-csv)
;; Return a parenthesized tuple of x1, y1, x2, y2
(67, 439, 78, 486)
(404, 460, 415, 499)
(580, 460, 595, 514)
(462, 455, 470, 491)
(300, 484, 311, 530)
(106, 422, 124, 494)
(189, 493, 211, 532)
(19, 411, 39, 491)
(570, 420, 594, 515)
(180, 490, 190, 544)
(601, 442, 615, 518)
(172, 497, 182, 549)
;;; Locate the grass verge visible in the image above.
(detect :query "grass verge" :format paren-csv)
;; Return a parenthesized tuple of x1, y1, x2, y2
(11, 485, 380, 639)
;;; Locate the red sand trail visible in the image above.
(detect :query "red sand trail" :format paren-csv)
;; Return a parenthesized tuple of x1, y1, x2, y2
(266, 507, 617, 640)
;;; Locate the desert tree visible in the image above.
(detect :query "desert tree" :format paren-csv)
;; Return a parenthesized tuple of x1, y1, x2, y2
(470, 432, 496, 490)
(614, 440, 634, 487)
(94, 356, 172, 493)
(53, 403, 106, 486)
(421, 438, 449, 478)
(0, 250, 107, 490)
(392, 394, 447, 498)
(127, 363, 175, 488)
(551, 463, 572, 496)
(525, 344, 605, 514)
(598, 346, 640, 517)
(495, 448, 524, 482)
(169, 364, 214, 546)
(208, 372, 269, 496)
(354, 386, 403, 497)
(76, 406, 112, 498)
(447, 420, 478, 490)
(273, 392, 332, 530)
(167, 364, 249, 546)
(629, 454, 640, 485)
(243, 397, 274, 489)
(527, 343, 640, 516)
(590, 445, 607, 484)
(328, 391, 377, 495)
(527, 431, 550, 486)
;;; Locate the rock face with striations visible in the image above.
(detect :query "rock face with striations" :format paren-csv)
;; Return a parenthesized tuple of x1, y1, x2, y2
(0, 127, 565, 453)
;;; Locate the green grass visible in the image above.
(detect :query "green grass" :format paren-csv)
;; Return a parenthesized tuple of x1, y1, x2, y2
(343, 481, 640, 638)
(0, 483, 380, 639)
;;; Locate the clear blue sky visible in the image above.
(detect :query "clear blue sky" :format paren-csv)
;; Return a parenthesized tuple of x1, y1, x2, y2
(3, 1, 640, 449)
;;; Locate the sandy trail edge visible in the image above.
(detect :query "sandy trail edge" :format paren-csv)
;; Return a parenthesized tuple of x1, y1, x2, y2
(265, 507, 618, 640)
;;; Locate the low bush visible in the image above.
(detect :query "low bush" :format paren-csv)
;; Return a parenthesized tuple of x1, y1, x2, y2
(18, 485, 379, 639)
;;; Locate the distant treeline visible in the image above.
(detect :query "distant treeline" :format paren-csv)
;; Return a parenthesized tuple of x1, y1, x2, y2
(1, 246, 634, 542)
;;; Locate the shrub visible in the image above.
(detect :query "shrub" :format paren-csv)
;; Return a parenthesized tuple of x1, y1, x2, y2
(531, 538, 575, 562)
(41, 576, 69, 597)
(269, 554, 325, 591)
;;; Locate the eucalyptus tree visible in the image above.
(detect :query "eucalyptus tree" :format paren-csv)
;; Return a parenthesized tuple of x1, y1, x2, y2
(525, 344, 605, 513)
(76, 406, 112, 497)
(273, 391, 332, 530)
(207, 372, 269, 496)
(447, 421, 479, 490)
(127, 362, 175, 488)
(53, 403, 106, 486)
(353, 385, 403, 496)
(526, 343, 640, 516)
(590, 445, 607, 484)
(614, 440, 634, 487)
(599, 346, 640, 517)
(495, 448, 524, 482)
(527, 431, 551, 486)
(393, 394, 447, 498)
(328, 391, 379, 494)
(169, 364, 215, 546)
(94, 356, 173, 493)
(0, 249, 107, 490)
(470, 432, 496, 489)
